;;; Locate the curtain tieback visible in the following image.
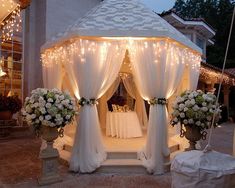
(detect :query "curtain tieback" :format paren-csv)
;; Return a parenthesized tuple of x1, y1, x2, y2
(148, 98, 167, 105)
(78, 97, 98, 106)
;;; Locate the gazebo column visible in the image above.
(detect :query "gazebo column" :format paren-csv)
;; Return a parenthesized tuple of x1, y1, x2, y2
(223, 85, 230, 118)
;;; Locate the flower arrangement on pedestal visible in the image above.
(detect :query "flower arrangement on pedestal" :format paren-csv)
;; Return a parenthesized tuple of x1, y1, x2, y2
(171, 90, 221, 150)
(22, 88, 77, 185)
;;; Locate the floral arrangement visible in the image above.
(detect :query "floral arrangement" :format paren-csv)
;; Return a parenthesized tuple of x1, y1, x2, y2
(22, 88, 77, 132)
(0, 94, 22, 113)
(171, 90, 221, 130)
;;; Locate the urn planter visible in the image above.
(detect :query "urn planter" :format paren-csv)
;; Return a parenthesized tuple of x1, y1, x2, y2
(38, 126, 62, 186)
(180, 125, 206, 151)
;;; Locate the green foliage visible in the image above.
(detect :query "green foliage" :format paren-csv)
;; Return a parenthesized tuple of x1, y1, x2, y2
(173, 0, 235, 68)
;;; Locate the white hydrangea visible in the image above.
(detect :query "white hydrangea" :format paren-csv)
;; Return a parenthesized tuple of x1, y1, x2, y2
(180, 112, 185, 118)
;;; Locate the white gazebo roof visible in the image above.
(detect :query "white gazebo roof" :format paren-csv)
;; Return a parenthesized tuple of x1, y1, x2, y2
(42, 0, 202, 54)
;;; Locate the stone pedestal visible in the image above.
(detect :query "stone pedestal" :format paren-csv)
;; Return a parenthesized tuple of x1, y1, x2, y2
(38, 127, 62, 186)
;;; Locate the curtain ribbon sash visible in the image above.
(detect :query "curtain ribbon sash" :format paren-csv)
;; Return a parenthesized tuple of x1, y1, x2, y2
(148, 98, 167, 105)
(78, 97, 98, 106)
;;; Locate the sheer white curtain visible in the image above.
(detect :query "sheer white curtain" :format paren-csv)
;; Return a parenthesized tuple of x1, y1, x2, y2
(98, 77, 121, 128)
(129, 40, 187, 174)
(41, 52, 70, 151)
(42, 57, 65, 89)
(188, 57, 201, 90)
(63, 39, 126, 173)
(121, 75, 148, 127)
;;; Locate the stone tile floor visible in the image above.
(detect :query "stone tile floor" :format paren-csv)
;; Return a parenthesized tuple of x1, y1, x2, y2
(0, 122, 234, 188)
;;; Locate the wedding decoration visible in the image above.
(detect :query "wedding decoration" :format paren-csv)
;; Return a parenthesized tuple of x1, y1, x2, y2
(148, 98, 167, 105)
(22, 88, 77, 185)
(171, 90, 221, 150)
(78, 97, 98, 107)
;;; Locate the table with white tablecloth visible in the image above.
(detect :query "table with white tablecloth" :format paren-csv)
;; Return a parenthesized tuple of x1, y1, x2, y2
(106, 111, 143, 139)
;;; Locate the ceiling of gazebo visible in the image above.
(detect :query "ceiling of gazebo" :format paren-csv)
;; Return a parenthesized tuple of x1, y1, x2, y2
(42, 0, 202, 54)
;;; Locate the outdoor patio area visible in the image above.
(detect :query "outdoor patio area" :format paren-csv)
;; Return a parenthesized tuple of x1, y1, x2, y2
(0, 122, 234, 187)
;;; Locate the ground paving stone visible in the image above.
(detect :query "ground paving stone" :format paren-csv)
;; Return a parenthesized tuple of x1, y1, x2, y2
(0, 122, 234, 187)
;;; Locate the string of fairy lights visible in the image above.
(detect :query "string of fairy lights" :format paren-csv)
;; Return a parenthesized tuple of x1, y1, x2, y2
(0, 1, 22, 42)
(200, 66, 235, 86)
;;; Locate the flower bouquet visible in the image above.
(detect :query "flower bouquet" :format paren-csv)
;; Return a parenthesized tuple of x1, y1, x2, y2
(22, 88, 77, 135)
(171, 90, 221, 150)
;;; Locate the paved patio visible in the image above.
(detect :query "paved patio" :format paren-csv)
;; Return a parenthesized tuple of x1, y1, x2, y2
(0, 122, 234, 188)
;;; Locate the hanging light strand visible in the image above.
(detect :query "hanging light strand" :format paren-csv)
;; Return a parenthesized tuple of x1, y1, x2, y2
(1, 3, 21, 42)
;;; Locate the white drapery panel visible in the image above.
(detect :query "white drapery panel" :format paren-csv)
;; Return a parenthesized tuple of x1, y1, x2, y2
(187, 57, 201, 90)
(121, 75, 148, 127)
(62, 39, 126, 173)
(128, 40, 196, 174)
(98, 77, 121, 128)
(42, 53, 65, 89)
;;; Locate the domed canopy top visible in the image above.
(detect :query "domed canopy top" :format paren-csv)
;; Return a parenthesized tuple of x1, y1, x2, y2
(42, 0, 202, 54)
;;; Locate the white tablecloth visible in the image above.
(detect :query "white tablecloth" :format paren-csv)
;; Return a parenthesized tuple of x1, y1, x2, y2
(106, 111, 143, 138)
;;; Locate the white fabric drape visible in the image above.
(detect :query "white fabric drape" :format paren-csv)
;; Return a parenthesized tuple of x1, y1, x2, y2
(98, 77, 121, 128)
(42, 60, 65, 89)
(129, 40, 186, 174)
(63, 39, 126, 173)
(121, 75, 148, 127)
(188, 59, 201, 90)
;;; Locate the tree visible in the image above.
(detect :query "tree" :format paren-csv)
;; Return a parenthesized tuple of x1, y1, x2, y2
(173, 0, 235, 68)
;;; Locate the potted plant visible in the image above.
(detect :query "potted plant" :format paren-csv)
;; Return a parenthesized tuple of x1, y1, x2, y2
(171, 90, 221, 151)
(22, 88, 77, 185)
(0, 94, 22, 120)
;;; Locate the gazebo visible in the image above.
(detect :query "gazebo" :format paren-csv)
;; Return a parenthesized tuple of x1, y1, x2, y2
(41, 0, 202, 175)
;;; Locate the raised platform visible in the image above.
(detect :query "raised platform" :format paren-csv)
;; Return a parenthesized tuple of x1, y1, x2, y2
(59, 132, 180, 174)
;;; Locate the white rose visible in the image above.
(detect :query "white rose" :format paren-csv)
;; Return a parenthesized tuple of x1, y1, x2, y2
(183, 107, 188, 112)
(56, 104, 63, 109)
(183, 119, 188, 124)
(192, 105, 199, 111)
(179, 104, 185, 109)
(40, 107, 46, 114)
(56, 114, 61, 119)
(45, 103, 52, 109)
(59, 95, 65, 100)
(26, 105, 32, 113)
(202, 107, 208, 112)
(180, 112, 185, 118)
(65, 115, 71, 120)
(39, 116, 44, 121)
(47, 98, 53, 103)
(188, 119, 194, 124)
(195, 121, 201, 126)
(31, 114, 36, 119)
(185, 100, 191, 107)
(202, 102, 207, 106)
(190, 99, 195, 105)
(188, 94, 194, 99)
(45, 115, 52, 120)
